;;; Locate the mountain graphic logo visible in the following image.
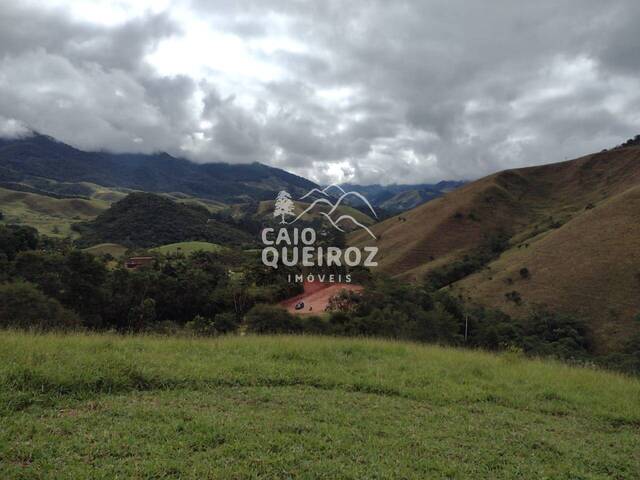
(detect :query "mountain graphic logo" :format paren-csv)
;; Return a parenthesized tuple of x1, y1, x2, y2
(273, 185, 377, 239)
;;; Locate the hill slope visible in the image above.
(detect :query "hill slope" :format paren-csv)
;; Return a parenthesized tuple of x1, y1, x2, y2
(340, 181, 465, 213)
(0, 133, 318, 203)
(1, 332, 638, 479)
(75, 193, 252, 248)
(0, 186, 109, 237)
(350, 146, 640, 351)
(150, 241, 224, 255)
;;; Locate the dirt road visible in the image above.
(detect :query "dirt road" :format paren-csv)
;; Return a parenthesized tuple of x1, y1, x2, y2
(280, 282, 363, 315)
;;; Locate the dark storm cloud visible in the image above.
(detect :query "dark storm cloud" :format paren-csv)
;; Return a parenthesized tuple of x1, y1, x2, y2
(1, 0, 640, 183)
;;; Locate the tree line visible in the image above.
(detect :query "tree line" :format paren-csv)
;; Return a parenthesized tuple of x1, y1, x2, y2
(1, 223, 639, 375)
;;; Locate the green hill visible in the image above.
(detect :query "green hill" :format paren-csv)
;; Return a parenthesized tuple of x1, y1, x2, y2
(75, 193, 253, 248)
(82, 243, 129, 258)
(150, 241, 224, 255)
(1, 332, 638, 479)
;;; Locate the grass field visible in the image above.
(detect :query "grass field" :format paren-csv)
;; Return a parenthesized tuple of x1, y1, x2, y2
(0, 187, 109, 237)
(1, 333, 639, 479)
(82, 243, 129, 258)
(150, 241, 224, 255)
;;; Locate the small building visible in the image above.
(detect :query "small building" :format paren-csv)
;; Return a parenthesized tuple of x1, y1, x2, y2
(124, 256, 155, 270)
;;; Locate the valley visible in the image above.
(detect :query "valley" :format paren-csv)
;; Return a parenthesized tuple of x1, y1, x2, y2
(2, 132, 640, 363)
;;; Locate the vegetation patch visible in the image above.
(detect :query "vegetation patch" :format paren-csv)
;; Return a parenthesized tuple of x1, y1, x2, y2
(0, 333, 639, 479)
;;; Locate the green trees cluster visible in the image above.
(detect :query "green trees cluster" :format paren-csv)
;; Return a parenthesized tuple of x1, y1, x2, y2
(244, 276, 593, 364)
(3, 223, 638, 374)
(0, 226, 299, 332)
(0, 281, 80, 331)
(424, 233, 510, 289)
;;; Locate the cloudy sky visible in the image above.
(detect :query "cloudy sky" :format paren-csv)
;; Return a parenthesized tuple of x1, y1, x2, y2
(0, 0, 639, 184)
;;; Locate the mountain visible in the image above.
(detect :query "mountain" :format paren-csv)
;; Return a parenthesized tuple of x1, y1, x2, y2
(339, 181, 465, 213)
(0, 133, 318, 203)
(350, 145, 640, 353)
(255, 199, 375, 233)
(74, 193, 253, 248)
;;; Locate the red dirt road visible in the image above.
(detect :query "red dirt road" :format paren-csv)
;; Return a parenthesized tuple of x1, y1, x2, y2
(280, 281, 363, 315)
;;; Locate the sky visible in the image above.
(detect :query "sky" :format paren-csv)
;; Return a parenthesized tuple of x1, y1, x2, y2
(0, 0, 639, 185)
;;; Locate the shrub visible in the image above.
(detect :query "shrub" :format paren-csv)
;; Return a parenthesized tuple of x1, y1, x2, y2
(0, 281, 80, 331)
(213, 312, 239, 334)
(505, 291, 522, 305)
(519, 267, 530, 279)
(301, 315, 330, 334)
(186, 315, 217, 336)
(0, 224, 39, 260)
(245, 304, 301, 334)
(128, 298, 156, 331)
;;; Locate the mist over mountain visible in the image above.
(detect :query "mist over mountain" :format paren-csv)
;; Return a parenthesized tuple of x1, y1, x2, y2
(0, 132, 319, 203)
(0, 132, 462, 212)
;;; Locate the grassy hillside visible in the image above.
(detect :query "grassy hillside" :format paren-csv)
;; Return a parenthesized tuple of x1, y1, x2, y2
(340, 181, 466, 213)
(350, 146, 640, 352)
(0, 187, 109, 237)
(150, 241, 224, 255)
(0, 178, 233, 240)
(0, 333, 638, 479)
(82, 243, 129, 258)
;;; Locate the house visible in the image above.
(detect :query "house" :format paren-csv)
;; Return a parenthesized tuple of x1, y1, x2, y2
(124, 256, 155, 270)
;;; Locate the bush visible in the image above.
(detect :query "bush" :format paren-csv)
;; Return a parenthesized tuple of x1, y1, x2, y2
(128, 298, 157, 331)
(213, 312, 239, 334)
(0, 281, 81, 331)
(186, 315, 217, 336)
(301, 315, 330, 334)
(0, 225, 39, 260)
(245, 304, 302, 334)
(505, 291, 522, 305)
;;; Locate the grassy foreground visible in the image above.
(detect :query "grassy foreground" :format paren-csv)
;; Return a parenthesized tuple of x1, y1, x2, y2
(0, 333, 639, 479)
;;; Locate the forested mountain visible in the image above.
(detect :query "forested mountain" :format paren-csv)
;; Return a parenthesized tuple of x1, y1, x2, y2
(0, 133, 318, 203)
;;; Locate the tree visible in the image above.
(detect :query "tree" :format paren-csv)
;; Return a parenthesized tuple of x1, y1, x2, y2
(274, 191, 295, 224)
(0, 225, 39, 260)
(0, 281, 80, 331)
